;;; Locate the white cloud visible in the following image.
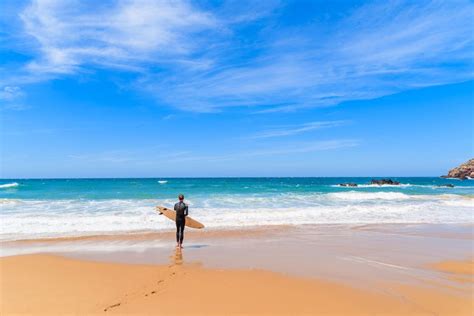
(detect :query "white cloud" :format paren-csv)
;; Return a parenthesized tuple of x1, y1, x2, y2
(249, 139, 360, 156)
(250, 120, 348, 139)
(143, 0, 473, 112)
(66, 139, 358, 165)
(162, 114, 176, 120)
(0, 86, 29, 111)
(68, 149, 191, 165)
(174, 139, 360, 162)
(0, 86, 23, 100)
(6, 0, 474, 112)
(19, 0, 217, 75)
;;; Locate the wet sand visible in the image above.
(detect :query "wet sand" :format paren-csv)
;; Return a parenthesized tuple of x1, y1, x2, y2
(1, 254, 472, 315)
(1, 224, 473, 315)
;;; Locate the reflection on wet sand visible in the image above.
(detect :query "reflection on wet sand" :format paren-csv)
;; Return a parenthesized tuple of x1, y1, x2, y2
(171, 247, 183, 265)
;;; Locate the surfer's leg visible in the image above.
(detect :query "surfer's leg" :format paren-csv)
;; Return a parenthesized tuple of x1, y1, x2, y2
(176, 220, 180, 244)
(179, 219, 185, 245)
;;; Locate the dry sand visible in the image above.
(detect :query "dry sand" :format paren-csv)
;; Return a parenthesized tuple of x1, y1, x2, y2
(1, 253, 472, 315)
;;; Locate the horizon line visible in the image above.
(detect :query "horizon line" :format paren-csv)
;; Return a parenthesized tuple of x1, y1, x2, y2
(0, 176, 454, 180)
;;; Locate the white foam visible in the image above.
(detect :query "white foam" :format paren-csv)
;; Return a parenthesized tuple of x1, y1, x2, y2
(1, 193, 472, 241)
(331, 184, 413, 188)
(0, 182, 19, 189)
(327, 191, 411, 200)
(330, 183, 458, 189)
(355, 184, 413, 188)
(158, 180, 168, 184)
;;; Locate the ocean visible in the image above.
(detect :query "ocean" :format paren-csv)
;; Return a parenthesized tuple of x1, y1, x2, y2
(0, 178, 473, 242)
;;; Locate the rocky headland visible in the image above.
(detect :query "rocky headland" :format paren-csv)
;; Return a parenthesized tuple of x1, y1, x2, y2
(442, 159, 474, 180)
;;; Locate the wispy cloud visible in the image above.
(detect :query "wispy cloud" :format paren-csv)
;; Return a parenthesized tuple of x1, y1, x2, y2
(0, 86, 29, 111)
(174, 139, 359, 163)
(250, 120, 348, 139)
(138, 0, 474, 112)
(3, 0, 473, 112)
(17, 0, 217, 76)
(68, 149, 191, 165)
(0, 86, 23, 100)
(65, 139, 358, 165)
(68, 151, 135, 164)
(243, 139, 360, 157)
(161, 114, 176, 121)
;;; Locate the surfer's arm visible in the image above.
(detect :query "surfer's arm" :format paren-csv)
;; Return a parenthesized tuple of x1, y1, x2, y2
(184, 205, 188, 217)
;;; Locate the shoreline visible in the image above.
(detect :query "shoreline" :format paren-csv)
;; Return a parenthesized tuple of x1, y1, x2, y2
(2, 222, 473, 244)
(2, 224, 472, 282)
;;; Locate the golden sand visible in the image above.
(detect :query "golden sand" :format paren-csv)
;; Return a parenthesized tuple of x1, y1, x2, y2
(1, 253, 472, 315)
(430, 259, 474, 284)
(432, 259, 474, 276)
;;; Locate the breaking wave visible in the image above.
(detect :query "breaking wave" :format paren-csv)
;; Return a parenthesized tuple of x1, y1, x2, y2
(0, 182, 19, 189)
(1, 191, 472, 241)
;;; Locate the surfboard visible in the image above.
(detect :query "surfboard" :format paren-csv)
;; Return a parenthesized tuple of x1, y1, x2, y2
(155, 206, 205, 229)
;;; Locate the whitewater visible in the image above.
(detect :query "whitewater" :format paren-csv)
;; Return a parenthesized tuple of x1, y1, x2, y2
(0, 178, 472, 241)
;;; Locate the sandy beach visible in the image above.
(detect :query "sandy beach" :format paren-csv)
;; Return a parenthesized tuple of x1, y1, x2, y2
(2, 0, 473, 313)
(1, 224, 473, 315)
(1, 254, 472, 315)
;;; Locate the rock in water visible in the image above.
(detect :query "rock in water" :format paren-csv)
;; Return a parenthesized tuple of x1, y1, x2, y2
(442, 159, 474, 180)
(339, 183, 358, 187)
(370, 179, 400, 185)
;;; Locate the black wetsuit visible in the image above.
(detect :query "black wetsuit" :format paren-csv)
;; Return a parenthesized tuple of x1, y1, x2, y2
(174, 201, 188, 244)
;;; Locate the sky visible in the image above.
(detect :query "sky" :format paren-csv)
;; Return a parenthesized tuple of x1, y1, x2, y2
(0, 0, 473, 178)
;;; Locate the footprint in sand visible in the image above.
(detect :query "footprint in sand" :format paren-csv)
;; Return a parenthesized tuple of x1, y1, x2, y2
(104, 302, 121, 312)
(103, 247, 183, 311)
(104, 278, 166, 311)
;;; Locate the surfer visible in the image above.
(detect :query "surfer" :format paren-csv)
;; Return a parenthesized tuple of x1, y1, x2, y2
(174, 194, 188, 248)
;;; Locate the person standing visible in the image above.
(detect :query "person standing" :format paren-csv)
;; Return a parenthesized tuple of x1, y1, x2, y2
(174, 194, 188, 248)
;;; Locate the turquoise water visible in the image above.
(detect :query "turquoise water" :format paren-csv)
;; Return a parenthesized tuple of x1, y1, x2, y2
(1, 177, 472, 200)
(1, 178, 473, 241)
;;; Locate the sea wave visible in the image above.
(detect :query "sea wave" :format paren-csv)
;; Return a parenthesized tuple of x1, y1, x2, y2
(0, 192, 472, 241)
(330, 183, 460, 189)
(0, 199, 22, 205)
(331, 184, 413, 188)
(0, 182, 19, 189)
(327, 191, 411, 200)
(356, 184, 413, 188)
(158, 180, 168, 184)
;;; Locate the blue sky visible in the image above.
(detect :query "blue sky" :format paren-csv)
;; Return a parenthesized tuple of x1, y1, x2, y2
(1, 0, 473, 178)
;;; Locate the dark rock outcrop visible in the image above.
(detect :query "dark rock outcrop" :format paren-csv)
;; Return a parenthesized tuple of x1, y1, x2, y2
(370, 179, 400, 185)
(442, 159, 474, 180)
(339, 183, 358, 187)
